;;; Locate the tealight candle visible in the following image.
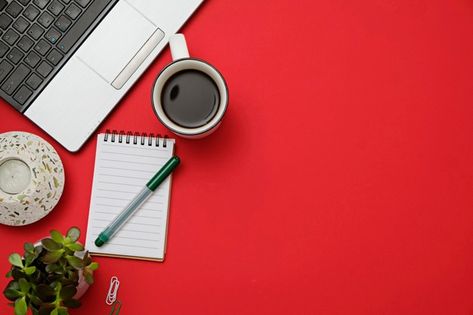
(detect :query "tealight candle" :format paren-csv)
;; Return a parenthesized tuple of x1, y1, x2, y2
(0, 159, 31, 194)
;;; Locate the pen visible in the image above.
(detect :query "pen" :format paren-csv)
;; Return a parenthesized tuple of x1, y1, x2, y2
(95, 156, 180, 247)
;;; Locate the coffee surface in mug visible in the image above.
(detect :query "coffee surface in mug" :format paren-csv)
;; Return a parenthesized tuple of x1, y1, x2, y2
(161, 70, 220, 128)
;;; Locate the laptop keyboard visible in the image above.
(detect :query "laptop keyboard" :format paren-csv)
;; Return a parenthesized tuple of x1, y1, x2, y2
(0, 0, 116, 112)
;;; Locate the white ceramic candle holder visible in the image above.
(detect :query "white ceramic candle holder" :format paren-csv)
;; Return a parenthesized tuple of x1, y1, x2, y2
(0, 132, 65, 226)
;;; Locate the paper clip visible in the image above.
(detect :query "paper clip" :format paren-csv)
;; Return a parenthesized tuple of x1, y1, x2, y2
(109, 300, 122, 315)
(106, 276, 120, 305)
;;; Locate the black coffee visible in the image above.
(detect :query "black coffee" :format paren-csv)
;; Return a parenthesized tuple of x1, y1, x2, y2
(161, 70, 220, 128)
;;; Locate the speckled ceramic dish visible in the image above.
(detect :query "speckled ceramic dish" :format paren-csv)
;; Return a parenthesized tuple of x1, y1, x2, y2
(0, 132, 65, 226)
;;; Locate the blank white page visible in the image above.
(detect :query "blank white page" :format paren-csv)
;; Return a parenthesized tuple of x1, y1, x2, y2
(85, 133, 175, 261)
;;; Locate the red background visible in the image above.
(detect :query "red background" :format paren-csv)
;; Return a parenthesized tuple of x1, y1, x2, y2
(2, 0, 473, 314)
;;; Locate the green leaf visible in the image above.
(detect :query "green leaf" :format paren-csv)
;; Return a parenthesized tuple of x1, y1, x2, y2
(66, 227, 80, 242)
(87, 262, 99, 271)
(66, 243, 84, 252)
(30, 269, 42, 283)
(29, 295, 42, 306)
(46, 274, 61, 284)
(65, 256, 83, 269)
(24, 242, 34, 254)
(14, 297, 27, 315)
(41, 238, 62, 251)
(83, 269, 94, 285)
(60, 285, 77, 300)
(3, 288, 22, 300)
(24, 253, 35, 267)
(82, 251, 92, 266)
(45, 264, 60, 274)
(68, 270, 79, 283)
(57, 307, 69, 315)
(4, 284, 22, 301)
(63, 298, 81, 308)
(24, 266, 36, 275)
(50, 309, 58, 315)
(11, 268, 25, 280)
(6, 270, 12, 278)
(60, 279, 75, 287)
(34, 245, 43, 258)
(41, 249, 64, 264)
(6, 280, 20, 290)
(35, 284, 55, 301)
(38, 304, 55, 315)
(50, 230, 64, 244)
(9, 254, 23, 268)
(18, 278, 30, 294)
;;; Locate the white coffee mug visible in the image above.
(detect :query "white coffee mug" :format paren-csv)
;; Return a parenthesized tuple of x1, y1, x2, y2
(151, 34, 228, 138)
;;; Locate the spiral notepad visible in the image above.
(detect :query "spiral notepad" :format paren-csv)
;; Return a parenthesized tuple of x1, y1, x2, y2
(85, 131, 175, 261)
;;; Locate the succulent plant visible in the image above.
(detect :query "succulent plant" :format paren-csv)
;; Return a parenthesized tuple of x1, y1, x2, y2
(3, 227, 98, 315)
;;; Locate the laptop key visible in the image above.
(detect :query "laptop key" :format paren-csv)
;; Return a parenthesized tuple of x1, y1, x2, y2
(0, 0, 7, 10)
(74, 0, 90, 8)
(18, 0, 31, 5)
(38, 12, 55, 28)
(65, 3, 81, 20)
(7, 47, 24, 64)
(24, 5, 40, 22)
(6, 2, 23, 18)
(55, 15, 72, 31)
(0, 60, 14, 83)
(45, 27, 61, 43)
(0, 41, 8, 57)
(48, 0, 65, 16)
(57, 0, 113, 53)
(37, 61, 53, 77)
(27, 23, 44, 40)
(34, 39, 51, 55)
(61, 0, 71, 4)
(46, 48, 63, 65)
(13, 85, 33, 105)
(2, 29, 20, 46)
(33, 0, 50, 9)
(0, 14, 13, 30)
(26, 73, 43, 89)
(13, 17, 31, 34)
(1, 64, 30, 95)
(17, 35, 34, 52)
(24, 51, 41, 68)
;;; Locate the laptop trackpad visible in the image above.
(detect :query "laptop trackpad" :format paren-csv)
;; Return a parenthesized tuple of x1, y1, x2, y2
(76, 1, 164, 89)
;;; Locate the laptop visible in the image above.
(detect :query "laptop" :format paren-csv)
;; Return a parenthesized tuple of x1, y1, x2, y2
(0, 0, 203, 151)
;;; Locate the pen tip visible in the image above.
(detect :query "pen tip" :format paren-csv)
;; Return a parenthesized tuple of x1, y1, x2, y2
(95, 238, 105, 247)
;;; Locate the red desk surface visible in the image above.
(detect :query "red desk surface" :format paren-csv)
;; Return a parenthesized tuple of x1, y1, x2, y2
(2, 1, 473, 314)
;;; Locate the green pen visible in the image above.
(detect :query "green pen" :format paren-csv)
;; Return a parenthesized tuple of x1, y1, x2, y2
(95, 156, 180, 247)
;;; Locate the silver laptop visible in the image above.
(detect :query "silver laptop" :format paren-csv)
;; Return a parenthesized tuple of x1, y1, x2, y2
(0, 0, 202, 151)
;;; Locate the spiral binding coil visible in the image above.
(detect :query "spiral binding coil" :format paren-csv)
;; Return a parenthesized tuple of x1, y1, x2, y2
(104, 129, 168, 147)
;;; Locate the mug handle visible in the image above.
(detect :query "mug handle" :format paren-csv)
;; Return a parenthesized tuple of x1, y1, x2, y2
(169, 34, 190, 61)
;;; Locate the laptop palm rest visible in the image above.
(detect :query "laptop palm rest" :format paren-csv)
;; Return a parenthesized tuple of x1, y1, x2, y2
(24, 0, 203, 152)
(76, 1, 164, 89)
